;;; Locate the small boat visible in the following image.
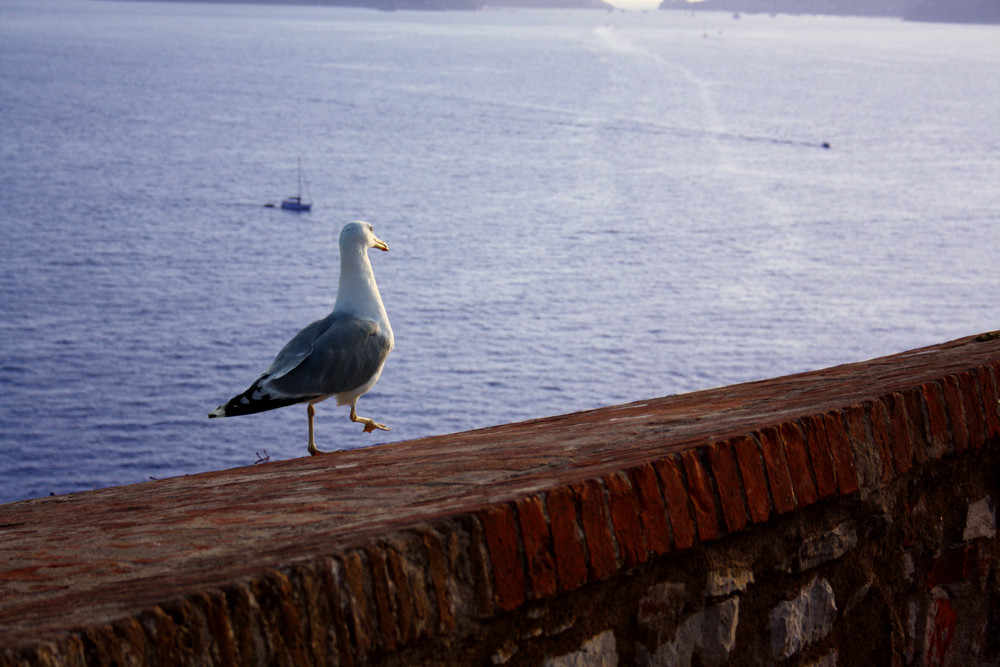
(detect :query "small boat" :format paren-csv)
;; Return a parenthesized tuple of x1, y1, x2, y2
(281, 159, 312, 212)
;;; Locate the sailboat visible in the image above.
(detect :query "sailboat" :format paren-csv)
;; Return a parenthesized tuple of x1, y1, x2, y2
(281, 158, 312, 212)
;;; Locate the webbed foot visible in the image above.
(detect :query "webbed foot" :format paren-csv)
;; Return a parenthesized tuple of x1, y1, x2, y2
(361, 419, 391, 433)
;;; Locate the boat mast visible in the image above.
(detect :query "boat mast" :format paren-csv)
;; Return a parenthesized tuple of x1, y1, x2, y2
(297, 157, 303, 200)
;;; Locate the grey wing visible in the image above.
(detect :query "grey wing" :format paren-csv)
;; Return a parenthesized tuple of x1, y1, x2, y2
(267, 314, 392, 400)
(263, 316, 335, 381)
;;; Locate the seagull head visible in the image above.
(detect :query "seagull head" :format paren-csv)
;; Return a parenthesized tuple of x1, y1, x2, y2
(340, 220, 389, 253)
(341, 220, 388, 253)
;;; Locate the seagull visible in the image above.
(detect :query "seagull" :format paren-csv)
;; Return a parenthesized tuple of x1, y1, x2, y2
(209, 221, 394, 456)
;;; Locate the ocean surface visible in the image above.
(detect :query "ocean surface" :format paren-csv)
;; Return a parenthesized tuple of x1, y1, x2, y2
(1, 1, 997, 503)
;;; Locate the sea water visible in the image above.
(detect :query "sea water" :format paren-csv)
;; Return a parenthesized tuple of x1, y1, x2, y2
(1, 0, 997, 502)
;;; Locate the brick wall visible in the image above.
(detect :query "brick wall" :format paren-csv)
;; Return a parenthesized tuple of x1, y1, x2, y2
(1, 333, 999, 666)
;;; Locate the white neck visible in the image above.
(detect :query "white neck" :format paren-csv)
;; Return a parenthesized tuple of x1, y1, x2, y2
(334, 245, 390, 329)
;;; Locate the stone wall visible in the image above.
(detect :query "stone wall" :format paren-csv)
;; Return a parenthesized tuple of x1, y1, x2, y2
(1, 333, 999, 666)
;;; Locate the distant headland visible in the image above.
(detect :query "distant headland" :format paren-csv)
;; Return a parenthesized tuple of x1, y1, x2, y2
(658, 0, 1000, 24)
(132, 0, 615, 10)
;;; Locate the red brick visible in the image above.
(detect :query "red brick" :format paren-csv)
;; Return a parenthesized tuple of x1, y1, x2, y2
(654, 457, 696, 550)
(217, 586, 255, 664)
(391, 539, 435, 641)
(797, 416, 837, 499)
(885, 393, 914, 475)
(545, 487, 588, 592)
(478, 504, 526, 612)
(979, 364, 1000, 439)
(574, 479, 619, 581)
(902, 387, 931, 465)
(421, 529, 454, 630)
(866, 400, 896, 481)
(843, 403, 879, 489)
(516, 495, 558, 599)
(383, 547, 417, 645)
(925, 596, 957, 665)
(778, 422, 818, 507)
(366, 546, 397, 651)
(731, 434, 771, 523)
(706, 441, 748, 533)
(342, 551, 375, 657)
(604, 472, 647, 568)
(272, 571, 312, 660)
(199, 589, 241, 666)
(311, 559, 356, 666)
(958, 371, 986, 449)
(680, 450, 720, 541)
(942, 375, 970, 453)
(823, 411, 859, 495)
(926, 544, 979, 588)
(135, 603, 178, 664)
(757, 427, 797, 514)
(628, 464, 671, 555)
(921, 381, 951, 459)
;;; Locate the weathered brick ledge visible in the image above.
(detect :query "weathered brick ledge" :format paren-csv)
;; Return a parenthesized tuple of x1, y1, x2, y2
(2, 333, 999, 666)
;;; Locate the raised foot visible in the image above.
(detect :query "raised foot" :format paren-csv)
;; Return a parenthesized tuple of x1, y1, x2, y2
(351, 411, 390, 433)
(361, 419, 391, 434)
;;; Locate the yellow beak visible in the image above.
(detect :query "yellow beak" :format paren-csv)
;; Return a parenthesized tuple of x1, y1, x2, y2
(374, 237, 388, 252)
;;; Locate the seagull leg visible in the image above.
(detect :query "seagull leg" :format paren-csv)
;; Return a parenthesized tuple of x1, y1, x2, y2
(350, 405, 390, 433)
(307, 404, 327, 456)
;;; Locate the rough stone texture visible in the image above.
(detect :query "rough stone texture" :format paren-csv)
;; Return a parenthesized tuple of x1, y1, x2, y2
(543, 630, 617, 667)
(704, 564, 754, 598)
(964, 495, 996, 541)
(769, 578, 837, 659)
(637, 597, 739, 667)
(797, 522, 858, 572)
(1, 333, 1000, 666)
(804, 649, 838, 667)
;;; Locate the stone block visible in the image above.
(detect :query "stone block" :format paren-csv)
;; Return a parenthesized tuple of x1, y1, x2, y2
(963, 496, 996, 542)
(637, 581, 687, 629)
(637, 598, 739, 667)
(769, 578, 837, 659)
(797, 522, 858, 572)
(922, 590, 957, 666)
(697, 598, 740, 666)
(705, 565, 754, 598)
(803, 649, 838, 667)
(544, 630, 617, 667)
